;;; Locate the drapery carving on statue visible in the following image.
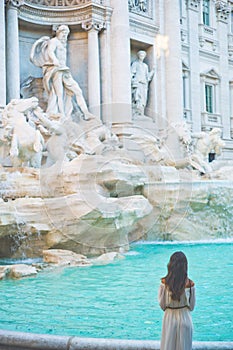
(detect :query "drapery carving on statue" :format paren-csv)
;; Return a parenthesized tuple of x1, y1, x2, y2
(30, 24, 94, 122)
(1, 97, 44, 168)
(131, 50, 155, 118)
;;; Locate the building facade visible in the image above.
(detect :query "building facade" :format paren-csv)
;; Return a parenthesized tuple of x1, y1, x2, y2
(1, 0, 233, 158)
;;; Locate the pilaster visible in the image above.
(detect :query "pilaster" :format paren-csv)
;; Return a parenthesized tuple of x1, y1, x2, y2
(164, 0, 184, 158)
(186, 0, 202, 132)
(110, 0, 132, 123)
(216, 1, 231, 139)
(5, 0, 24, 103)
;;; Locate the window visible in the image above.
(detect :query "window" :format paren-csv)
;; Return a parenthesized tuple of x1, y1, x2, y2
(203, 0, 210, 26)
(183, 76, 186, 108)
(231, 11, 233, 33)
(182, 63, 190, 120)
(179, 0, 183, 23)
(205, 84, 213, 113)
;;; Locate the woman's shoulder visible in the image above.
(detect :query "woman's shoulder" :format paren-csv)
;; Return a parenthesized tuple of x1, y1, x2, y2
(185, 278, 195, 287)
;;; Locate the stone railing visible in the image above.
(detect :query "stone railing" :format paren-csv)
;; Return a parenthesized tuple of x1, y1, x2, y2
(0, 330, 233, 350)
(25, 0, 105, 6)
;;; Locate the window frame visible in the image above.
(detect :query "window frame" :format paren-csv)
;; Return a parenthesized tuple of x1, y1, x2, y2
(203, 0, 210, 26)
(205, 83, 214, 114)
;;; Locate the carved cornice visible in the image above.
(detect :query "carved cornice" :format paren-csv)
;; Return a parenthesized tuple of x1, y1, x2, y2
(129, 18, 158, 37)
(185, 0, 200, 11)
(215, 1, 230, 22)
(18, 1, 112, 26)
(24, 0, 105, 6)
(5, 0, 24, 8)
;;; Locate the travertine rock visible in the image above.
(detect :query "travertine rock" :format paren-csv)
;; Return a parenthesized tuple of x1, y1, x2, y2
(91, 252, 124, 265)
(43, 249, 91, 266)
(9, 264, 37, 278)
(0, 158, 153, 258)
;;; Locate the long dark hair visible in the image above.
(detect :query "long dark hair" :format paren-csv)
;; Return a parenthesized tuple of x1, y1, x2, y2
(162, 251, 188, 301)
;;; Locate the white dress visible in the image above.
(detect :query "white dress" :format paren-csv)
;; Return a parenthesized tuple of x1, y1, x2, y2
(158, 283, 196, 350)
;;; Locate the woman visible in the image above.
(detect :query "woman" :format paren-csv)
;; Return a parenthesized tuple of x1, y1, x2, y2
(158, 251, 196, 350)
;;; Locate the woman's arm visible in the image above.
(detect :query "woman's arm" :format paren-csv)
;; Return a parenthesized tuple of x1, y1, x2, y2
(189, 286, 196, 311)
(158, 283, 166, 311)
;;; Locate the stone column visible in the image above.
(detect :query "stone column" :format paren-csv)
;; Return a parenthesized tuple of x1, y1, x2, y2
(5, 0, 24, 103)
(0, 1, 6, 108)
(215, 1, 231, 139)
(110, 0, 132, 123)
(82, 21, 103, 118)
(186, 0, 201, 133)
(164, 0, 183, 158)
(100, 20, 112, 124)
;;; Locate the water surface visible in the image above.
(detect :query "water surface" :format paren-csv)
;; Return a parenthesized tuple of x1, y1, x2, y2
(0, 241, 232, 341)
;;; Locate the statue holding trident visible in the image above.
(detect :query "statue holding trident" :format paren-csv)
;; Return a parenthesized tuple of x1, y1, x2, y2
(30, 25, 93, 121)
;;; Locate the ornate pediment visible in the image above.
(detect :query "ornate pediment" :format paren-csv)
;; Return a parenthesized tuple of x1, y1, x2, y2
(201, 68, 221, 80)
(182, 62, 190, 71)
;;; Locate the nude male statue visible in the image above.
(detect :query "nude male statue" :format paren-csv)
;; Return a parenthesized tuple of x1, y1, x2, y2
(30, 25, 93, 121)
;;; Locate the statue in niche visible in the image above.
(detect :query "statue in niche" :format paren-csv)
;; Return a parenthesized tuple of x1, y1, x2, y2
(131, 50, 155, 118)
(1, 97, 44, 168)
(30, 24, 93, 122)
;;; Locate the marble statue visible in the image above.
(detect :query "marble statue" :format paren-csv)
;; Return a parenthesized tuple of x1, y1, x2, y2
(30, 25, 93, 121)
(131, 50, 155, 117)
(33, 107, 121, 166)
(170, 121, 193, 155)
(33, 108, 75, 166)
(1, 97, 44, 168)
(191, 128, 225, 173)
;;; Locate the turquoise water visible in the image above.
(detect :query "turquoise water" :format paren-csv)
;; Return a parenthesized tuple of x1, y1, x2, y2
(0, 241, 232, 341)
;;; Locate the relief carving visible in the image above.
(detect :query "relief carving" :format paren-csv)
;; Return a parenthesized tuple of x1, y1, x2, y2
(128, 0, 148, 14)
(215, 1, 230, 22)
(24, 0, 102, 6)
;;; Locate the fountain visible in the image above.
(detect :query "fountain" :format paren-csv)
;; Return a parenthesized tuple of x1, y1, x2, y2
(0, 24, 233, 270)
(0, 17, 233, 349)
(1, 2, 233, 349)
